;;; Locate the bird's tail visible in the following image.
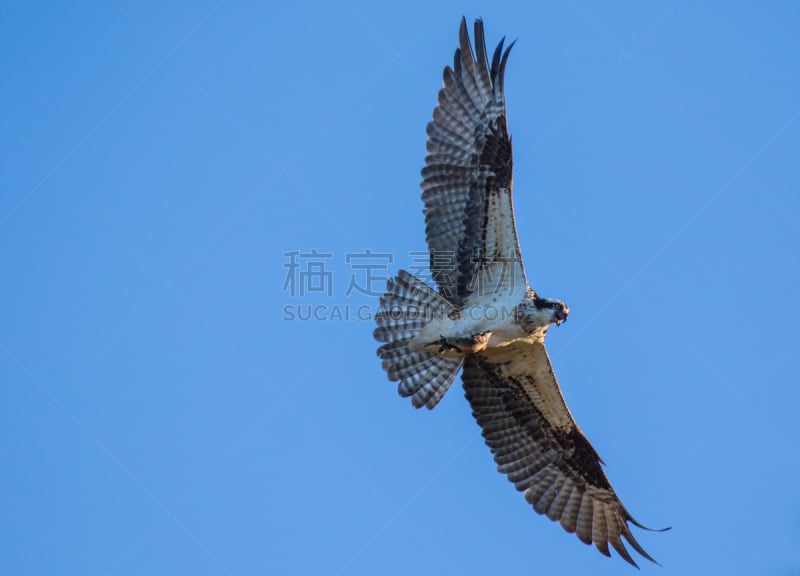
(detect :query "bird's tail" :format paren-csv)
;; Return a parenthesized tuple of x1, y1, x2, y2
(374, 270, 464, 409)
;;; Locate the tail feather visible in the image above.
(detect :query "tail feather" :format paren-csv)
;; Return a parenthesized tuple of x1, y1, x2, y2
(374, 270, 463, 409)
(373, 321, 427, 343)
(397, 352, 463, 408)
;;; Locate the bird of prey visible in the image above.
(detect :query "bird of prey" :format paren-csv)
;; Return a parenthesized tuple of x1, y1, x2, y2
(374, 17, 666, 567)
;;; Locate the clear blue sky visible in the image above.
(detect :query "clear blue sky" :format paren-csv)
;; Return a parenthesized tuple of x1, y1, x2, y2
(2, 1, 799, 574)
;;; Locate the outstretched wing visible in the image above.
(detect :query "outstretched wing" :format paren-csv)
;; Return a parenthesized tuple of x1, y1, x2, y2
(462, 341, 661, 567)
(421, 18, 527, 305)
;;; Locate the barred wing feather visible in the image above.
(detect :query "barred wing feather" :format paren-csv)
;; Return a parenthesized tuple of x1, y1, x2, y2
(422, 18, 527, 304)
(462, 341, 662, 567)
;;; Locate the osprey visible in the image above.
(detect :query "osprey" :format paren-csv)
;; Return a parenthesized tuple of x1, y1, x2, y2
(374, 18, 666, 567)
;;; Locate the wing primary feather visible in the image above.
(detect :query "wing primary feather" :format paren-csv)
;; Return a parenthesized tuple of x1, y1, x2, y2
(592, 502, 610, 557)
(559, 488, 582, 534)
(575, 493, 595, 545)
(609, 533, 638, 568)
(490, 36, 505, 76)
(458, 18, 477, 83)
(456, 20, 479, 101)
(531, 471, 560, 514)
(495, 39, 516, 98)
(625, 509, 672, 532)
(453, 47, 462, 79)
(545, 477, 571, 521)
(473, 19, 490, 76)
(621, 525, 661, 567)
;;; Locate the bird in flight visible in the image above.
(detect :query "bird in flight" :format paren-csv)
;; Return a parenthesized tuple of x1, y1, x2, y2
(374, 17, 666, 567)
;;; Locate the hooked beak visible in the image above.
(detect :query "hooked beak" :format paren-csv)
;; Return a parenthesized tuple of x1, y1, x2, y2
(555, 308, 569, 326)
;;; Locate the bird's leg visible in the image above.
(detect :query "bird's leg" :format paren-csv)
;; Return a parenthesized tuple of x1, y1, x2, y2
(437, 332, 492, 354)
(437, 336, 458, 353)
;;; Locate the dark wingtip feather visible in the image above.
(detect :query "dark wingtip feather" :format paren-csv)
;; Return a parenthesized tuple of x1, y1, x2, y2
(632, 520, 672, 533)
(473, 19, 489, 71)
(490, 36, 505, 75)
(625, 508, 672, 533)
(458, 16, 468, 55)
(472, 16, 484, 37)
(595, 540, 611, 558)
(622, 527, 660, 567)
(459, 16, 473, 58)
(487, 32, 515, 95)
(472, 18, 514, 94)
(497, 38, 516, 84)
(609, 536, 640, 569)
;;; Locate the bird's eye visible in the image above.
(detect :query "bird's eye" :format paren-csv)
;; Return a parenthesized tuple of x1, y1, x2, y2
(554, 303, 562, 311)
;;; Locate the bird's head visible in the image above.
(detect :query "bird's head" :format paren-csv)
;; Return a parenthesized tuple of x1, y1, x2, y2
(534, 297, 570, 327)
(552, 301, 569, 326)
